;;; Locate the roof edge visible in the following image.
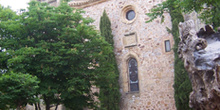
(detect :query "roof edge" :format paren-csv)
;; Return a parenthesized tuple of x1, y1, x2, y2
(68, 0, 109, 9)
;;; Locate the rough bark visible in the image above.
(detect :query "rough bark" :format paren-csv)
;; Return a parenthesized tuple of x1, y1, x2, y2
(43, 95, 51, 110)
(55, 102, 59, 110)
(34, 103, 38, 110)
(178, 20, 220, 110)
(38, 102, 41, 110)
(16, 106, 21, 110)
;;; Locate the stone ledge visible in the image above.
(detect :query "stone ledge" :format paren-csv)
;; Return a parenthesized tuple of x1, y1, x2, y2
(68, 0, 109, 9)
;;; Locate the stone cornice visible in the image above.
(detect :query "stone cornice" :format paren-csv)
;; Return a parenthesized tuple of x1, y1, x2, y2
(68, 0, 108, 9)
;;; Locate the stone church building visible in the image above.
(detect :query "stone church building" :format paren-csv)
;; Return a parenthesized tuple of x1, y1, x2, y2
(36, 0, 176, 110)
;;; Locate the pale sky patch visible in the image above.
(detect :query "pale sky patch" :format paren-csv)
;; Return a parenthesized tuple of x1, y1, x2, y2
(0, 0, 30, 12)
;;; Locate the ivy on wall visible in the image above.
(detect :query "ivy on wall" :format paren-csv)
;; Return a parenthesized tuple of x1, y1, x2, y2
(168, 4, 193, 110)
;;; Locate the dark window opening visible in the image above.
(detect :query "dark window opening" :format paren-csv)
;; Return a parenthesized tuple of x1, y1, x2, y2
(165, 40, 171, 52)
(128, 58, 139, 92)
(126, 10, 135, 21)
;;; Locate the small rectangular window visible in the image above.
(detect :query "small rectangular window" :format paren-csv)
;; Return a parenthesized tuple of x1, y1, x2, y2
(165, 40, 171, 52)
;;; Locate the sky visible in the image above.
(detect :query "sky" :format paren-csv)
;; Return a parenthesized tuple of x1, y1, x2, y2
(0, 0, 30, 12)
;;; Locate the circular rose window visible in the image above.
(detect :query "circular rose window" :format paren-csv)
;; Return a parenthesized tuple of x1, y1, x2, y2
(121, 5, 137, 24)
(126, 10, 136, 21)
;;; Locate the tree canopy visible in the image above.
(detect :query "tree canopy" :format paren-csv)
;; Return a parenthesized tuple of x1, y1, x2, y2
(179, 0, 220, 28)
(0, 72, 39, 110)
(146, 0, 220, 29)
(0, 1, 114, 110)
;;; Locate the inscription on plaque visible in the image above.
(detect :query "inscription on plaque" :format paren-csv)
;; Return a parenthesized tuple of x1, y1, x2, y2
(123, 33, 137, 47)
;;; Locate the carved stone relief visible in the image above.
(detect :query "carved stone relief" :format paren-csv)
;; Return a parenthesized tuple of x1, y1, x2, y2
(123, 33, 137, 47)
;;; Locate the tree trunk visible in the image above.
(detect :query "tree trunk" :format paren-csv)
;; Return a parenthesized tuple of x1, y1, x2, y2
(16, 101, 22, 110)
(43, 95, 51, 110)
(34, 103, 38, 110)
(178, 20, 220, 110)
(38, 102, 41, 110)
(46, 104, 50, 110)
(45, 100, 50, 110)
(55, 102, 59, 110)
(16, 106, 21, 110)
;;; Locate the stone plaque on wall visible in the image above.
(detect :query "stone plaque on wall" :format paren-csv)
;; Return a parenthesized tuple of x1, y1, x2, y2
(123, 33, 137, 47)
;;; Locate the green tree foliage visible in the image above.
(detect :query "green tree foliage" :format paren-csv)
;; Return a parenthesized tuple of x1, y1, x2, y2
(0, 5, 19, 74)
(168, 4, 193, 110)
(0, 1, 113, 110)
(146, 0, 192, 110)
(98, 10, 120, 110)
(0, 5, 18, 21)
(0, 71, 39, 110)
(178, 0, 220, 29)
(146, 0, 220, 29)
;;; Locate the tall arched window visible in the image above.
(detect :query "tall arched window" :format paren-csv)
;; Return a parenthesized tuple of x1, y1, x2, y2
(128, 58, 139, 92)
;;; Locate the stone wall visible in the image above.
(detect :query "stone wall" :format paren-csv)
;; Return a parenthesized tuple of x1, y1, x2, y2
(80, 0, 176, 109)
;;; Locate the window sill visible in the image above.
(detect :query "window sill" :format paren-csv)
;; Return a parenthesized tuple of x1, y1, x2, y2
(126, 91, 139, 94)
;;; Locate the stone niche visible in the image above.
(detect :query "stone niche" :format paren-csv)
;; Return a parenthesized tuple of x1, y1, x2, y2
(178, 20, 220, 110)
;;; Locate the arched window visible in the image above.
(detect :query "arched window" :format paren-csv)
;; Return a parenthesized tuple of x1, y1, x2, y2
(128, 58, 139, 92)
